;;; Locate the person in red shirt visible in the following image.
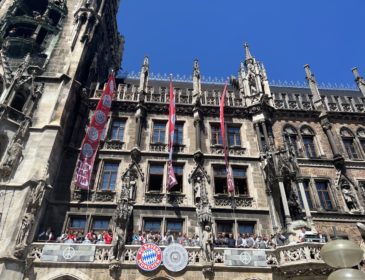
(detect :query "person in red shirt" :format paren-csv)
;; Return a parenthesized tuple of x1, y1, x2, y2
(103, 230, 113, 244)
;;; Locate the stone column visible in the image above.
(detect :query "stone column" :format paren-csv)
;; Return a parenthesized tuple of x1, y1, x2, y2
(278, 179, 292, 225)
(321, 117, 342, 160)
(193, 108, 202, 151)
(261, 121, 270, 147)
(134, 105, 145, 148)
(297, 178, 313, 225)
(254, 123, 263, 152)
(352, 67, 365, 98)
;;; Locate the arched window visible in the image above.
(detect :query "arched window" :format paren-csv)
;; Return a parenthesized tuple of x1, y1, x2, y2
(283, 125, 299, 156)
(357, 128, 365, 156)
(300, 126, 317, 158)
(340, 128, 359, 160)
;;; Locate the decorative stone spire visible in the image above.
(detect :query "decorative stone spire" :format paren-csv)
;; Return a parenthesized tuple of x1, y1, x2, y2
(304, 64, 324, 111)
(352, 67, 365, 98)
(138, 56, 149, 94)
(244, 42, 253, 61)
(192, 59, 202, 106)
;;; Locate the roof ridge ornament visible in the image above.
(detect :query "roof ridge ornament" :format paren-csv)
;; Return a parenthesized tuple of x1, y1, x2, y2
(244, 42, 253, 61)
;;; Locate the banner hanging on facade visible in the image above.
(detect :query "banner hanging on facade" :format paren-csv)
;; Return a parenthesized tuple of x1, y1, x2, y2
(220, 82, 235, 193)
(74, 74, 116, 189)
(167, 77, 178, 190)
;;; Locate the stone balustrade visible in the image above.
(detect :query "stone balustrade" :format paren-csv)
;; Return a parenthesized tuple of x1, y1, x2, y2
(27, 242, 326, 268)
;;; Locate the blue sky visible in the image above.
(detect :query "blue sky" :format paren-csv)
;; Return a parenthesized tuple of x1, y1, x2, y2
(117, 0, 365, 86)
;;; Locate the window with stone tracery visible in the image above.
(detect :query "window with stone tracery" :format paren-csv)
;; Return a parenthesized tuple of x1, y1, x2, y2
(300, 126, 318, 158)
(340, 127, 360, 160)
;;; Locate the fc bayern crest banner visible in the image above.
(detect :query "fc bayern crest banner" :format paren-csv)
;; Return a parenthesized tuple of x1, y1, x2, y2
(220, 82, 235, 193)
(74, 74, 116, 189)
(167, 78, 178, 190)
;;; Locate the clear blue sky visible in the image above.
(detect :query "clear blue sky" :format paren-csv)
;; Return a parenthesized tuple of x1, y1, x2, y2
(117, 0, 365, 86)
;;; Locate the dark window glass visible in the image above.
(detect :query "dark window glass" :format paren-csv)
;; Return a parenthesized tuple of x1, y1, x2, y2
(228, 126, 241, 146)
(152, 122, 166, 143)
(214, 166, 227, 194)
(169, 165, 183, 192)
(316, 181, 333, 210)
(303, 136, 317, 158)
(110, 119, 125, 141)
(233, 167, 248, 195)
(211, 125, 222, 145)
(216, 221, 233, 235)
(100, 162, 119, 191)
(144, 219, 161, 233)
(148, 163, 164, 191)
(343, 139, 359, 159)
(174, 123, 184, 145)
(360, 140, 365, 154)
(92, 218, 110, 231)
(166, 220, 183, 235)
(69, 217, 86, 231)
(238, 223, 255, 234)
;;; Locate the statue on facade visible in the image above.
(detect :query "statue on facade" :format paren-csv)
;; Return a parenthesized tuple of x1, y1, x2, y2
(0, 138, 23, 177)
(341, 183, 357, 211)
(287, 191, 304, 221)
(14, 212, 35, 258)
(138, 56, 149, 100)
(193, 176, 202, 205)
(202, 225, 214, 263)
(192, 59, 201, 106)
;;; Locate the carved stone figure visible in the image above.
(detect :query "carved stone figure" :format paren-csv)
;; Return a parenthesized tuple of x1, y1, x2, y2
(193, 176, 201, 205)
(0, 139, 23, 177)
(288, 191, 304, 221)
(202, 225, 214, 263)
(14, 212, 35, 258)
(111, 226, 125, 261)
(342, 184, 357, 211)
(138, 56, 149, 97)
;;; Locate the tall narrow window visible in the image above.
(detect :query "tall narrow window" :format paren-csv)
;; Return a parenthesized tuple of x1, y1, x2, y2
(233, 167, 248, 195)
(298, 180, 314, 210)
(283, 125, 299, 156)
(228, 126, 241, 146)
(152, 121, 166, 143)
(213, 166, 227, 194)
(238, 222, 255, 234)
(110, 119, 126, 141)
(211, 124, 222, 145)
(100, 162, 119, 191)
(169, 165, 183, 193)
(300, 126, 317, 158)
(341, 128, 359, 159)
(357, 128, 365, 155)
(148, 163, 164, 192)
(316, 181, 333, 210)
(174, 123, 184, 145)
(216, 221, 233, 235)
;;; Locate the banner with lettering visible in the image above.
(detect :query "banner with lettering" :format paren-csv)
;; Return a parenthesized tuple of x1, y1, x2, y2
(74, 74, 116, 189)
(219, 82, 235, 193)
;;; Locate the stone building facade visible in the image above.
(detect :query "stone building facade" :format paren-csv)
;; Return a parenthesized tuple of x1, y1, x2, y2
(0, 1, 365, 280)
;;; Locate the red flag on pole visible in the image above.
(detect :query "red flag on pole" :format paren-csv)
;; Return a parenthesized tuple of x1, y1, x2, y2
(167, 77, 178, 190)
(74, 73, 116, 190)
(220, 82, 235, 193)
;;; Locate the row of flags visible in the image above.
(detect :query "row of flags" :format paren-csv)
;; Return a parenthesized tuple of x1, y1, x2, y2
(75, 74, 234, 193)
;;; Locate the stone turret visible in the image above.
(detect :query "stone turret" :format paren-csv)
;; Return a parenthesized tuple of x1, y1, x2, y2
(352, 67, 365, 98)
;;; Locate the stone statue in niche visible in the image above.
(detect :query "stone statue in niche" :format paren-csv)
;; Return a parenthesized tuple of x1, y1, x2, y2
(288, 191, 304, 221)
(14, 212, 35, 258)
(193, 176, 202, 205)
(0, 139, 23, 178)
(341, 183, 358, 211)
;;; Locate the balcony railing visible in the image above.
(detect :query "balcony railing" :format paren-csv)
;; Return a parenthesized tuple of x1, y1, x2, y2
(27, 242, 326, 268)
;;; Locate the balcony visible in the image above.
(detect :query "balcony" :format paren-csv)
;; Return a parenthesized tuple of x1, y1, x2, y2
(27, 242, 327, 270)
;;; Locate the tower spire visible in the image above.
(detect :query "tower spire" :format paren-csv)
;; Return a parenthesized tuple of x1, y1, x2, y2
(352, 67, 365, 98)
(304, 64, 324, 111)
(138, 56, 149, 94)
(244, 42, 253, 61)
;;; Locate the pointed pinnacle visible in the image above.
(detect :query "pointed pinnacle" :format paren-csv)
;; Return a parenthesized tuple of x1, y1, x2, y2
(244, 42, 253, 60)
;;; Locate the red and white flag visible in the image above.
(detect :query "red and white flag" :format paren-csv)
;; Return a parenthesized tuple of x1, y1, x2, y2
(74, 74, 116, 190)
(167, 77, 178, 190)
(220, 82, 235, 193)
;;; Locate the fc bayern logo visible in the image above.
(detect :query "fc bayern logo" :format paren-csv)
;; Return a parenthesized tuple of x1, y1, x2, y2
(136, 243, 162, 271)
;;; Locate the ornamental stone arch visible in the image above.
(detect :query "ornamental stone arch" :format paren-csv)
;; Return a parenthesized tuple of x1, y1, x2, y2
(38, 269, 92, 280)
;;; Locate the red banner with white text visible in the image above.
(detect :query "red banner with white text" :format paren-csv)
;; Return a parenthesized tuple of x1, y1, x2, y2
(74, 74, 116, 190)
(220, 82, 235, 193)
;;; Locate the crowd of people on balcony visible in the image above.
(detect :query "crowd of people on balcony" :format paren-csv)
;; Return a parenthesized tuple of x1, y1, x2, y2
(38, 226, 327, 248)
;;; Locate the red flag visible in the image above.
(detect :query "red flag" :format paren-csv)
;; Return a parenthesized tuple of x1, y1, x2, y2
(167, 78, 178, 190)
(220, 82, 235, 193)
(74, 74, 116, 190)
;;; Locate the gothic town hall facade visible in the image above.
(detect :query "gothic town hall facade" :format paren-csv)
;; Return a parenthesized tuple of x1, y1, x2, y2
(0, 1, 365, 280)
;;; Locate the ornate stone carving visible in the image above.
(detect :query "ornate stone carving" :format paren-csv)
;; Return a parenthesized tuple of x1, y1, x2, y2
(103, 140, 124, 150)
(202, 225, 214, 264)
(145, 193, 164, 204)
(167, 193, 184, 205)
(0, 138, 23, 178)
(214, 196, 254, 208)
(192, 59, 202, 106)
(94, 191, 115, 202)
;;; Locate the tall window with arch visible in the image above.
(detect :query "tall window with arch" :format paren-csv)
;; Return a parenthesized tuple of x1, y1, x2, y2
(357, 128, 365, 156)
(340, 128, 359, 160)
(300, 126, 318, 158)
(283, 125, 299, 156)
